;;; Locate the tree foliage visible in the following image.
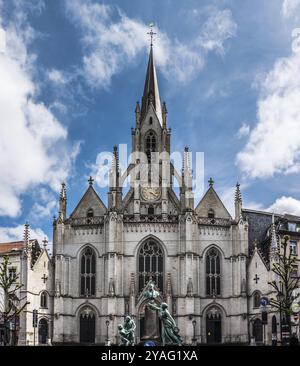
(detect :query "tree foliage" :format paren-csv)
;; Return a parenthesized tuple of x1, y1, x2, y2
(268, 235, 299, 319)
(0, 255, 29, 345)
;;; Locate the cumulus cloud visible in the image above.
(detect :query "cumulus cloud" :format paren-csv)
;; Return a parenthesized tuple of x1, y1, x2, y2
(282, 0, 300, 18)
(237, 123, 250, 139)
(236, 50, 300, 178)
(0, 224, 49, 245)
(48, 69, 68, 85)
(267, 196, 300, 216)
(0, 8, 80, 217)
(65, 0, 236, 87)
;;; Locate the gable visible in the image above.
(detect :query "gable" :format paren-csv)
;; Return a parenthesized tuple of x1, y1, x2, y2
(70, 186, 107, 218)
(195, 187, 231, 219)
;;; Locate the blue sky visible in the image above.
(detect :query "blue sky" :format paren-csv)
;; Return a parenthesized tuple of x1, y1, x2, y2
(0, 0, 300, 246)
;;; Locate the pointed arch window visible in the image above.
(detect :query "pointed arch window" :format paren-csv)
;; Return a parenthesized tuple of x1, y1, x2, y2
(206, 248, 221, 296)
(40, 291, 48, 308)
(208, 209, 215, 219)
(80, 247, 96, 297)
(138, 239, 163, 292)
(145, 131, 157, 163)
(87, 208, 94, 218)
(253, 291, 261, 308)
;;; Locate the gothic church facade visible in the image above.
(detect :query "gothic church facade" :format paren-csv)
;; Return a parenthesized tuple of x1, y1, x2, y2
(51, 45, 252, 345)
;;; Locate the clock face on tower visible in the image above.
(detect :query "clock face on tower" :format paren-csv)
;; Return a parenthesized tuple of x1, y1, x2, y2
(141, 187, 161, 201)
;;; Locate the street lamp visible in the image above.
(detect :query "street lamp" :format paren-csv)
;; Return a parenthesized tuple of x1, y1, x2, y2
(105, 320, 110, 345)
(192, 320, 197, 345)
(277, 291, 284, 344)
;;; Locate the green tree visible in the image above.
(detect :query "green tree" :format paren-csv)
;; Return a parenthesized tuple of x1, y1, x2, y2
(0, 255, 28, 346)
(268, 235, 300, 339)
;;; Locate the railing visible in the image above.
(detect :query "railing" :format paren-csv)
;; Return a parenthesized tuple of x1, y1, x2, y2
(68, 216, 105, 227)
(124, 214, 178, 223)
(197, 217, 231, 227)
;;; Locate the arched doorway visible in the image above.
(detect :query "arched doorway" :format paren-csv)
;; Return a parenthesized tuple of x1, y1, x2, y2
(206, 307, 222, 344)
(79, 307, 95, 343)
(38, 318, 48, 344)
(253, 318, 263, 343)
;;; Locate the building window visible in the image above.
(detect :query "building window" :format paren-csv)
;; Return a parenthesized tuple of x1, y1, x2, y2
(208, 209, 215, 219)
(288, 223, 297, 232)
(290, 240, 297, 256)
(138, 239, 163, 292)
(8, 267, 17, 280)
(206, 248, 221, 296)
(291, 265, 298, 278)
(80, 247, 96, 297)
(145, 131, 157, 163)
(149, 117, 153, 125)
(87, 208, 94, 218)
(40, 291, 48, 308)
(253, 291, 261, 308)
(148, 205, 154, 216)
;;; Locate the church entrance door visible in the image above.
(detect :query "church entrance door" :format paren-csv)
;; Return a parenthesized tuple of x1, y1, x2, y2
(206, 308, 222, 344)
(80, 312, 95, 343)
(253, 318, 263, 343)
(38, 318, 48, 344)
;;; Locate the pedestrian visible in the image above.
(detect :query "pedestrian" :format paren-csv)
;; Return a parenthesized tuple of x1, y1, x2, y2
(290, 333, 299, 346)
(272, 333, 277, 346)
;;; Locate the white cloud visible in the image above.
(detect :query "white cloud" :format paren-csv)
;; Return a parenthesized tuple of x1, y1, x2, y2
(48, 69, 67, 84)
(282, 0, 300, 18)
(30, 188, 58, 221)
(237, 123, 250, 139)
(267, 196, 300, 216)
(0, 224, 48, 245)
(236, 51, 300, 178)
(65, 0, 236, 87)
(0, 11, 80, 217)
(197, 9, 237, 55)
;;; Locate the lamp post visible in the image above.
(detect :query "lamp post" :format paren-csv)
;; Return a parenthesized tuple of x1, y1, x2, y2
(277, 291, 284, 344)
(192, 320, 197, 345)
(105, 320, 110, 345)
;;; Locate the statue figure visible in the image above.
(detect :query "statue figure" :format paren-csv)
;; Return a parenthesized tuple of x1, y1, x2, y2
(187, 277, 193, 297)
(142, 281, 160, 340)
(148, 302, 182, 346)
(144, 282, 160, 302)
(118, 316, 136, 346)
(108, 278, 115, 297)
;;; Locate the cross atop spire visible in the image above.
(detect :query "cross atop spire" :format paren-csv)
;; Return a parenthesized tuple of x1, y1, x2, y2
(147, 22, 156, 47)
(88, 176, 94, 186)
(208, 177, 214, 187)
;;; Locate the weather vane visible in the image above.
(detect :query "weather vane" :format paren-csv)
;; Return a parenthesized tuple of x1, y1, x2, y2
(147, 22, 156, 47)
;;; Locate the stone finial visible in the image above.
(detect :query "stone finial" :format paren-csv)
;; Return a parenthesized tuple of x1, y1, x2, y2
(24, 222, 30, 252)
(42, 237, 48, 250)
(235, 182, 242, 202)
(60, 182, 66, 200)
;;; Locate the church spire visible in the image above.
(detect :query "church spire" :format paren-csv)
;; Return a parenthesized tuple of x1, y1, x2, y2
(141, 25, 162, 125)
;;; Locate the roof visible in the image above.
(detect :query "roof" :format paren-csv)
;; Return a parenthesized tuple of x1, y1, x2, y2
(0, 239, 36, 254)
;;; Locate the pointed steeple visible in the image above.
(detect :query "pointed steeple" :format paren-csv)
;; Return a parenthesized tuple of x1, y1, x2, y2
(141, 45, 162, 125)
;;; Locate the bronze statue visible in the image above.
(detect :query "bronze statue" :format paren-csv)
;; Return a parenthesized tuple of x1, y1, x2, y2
(118, 316, 136, 346)
(148, 302, 182, 346)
